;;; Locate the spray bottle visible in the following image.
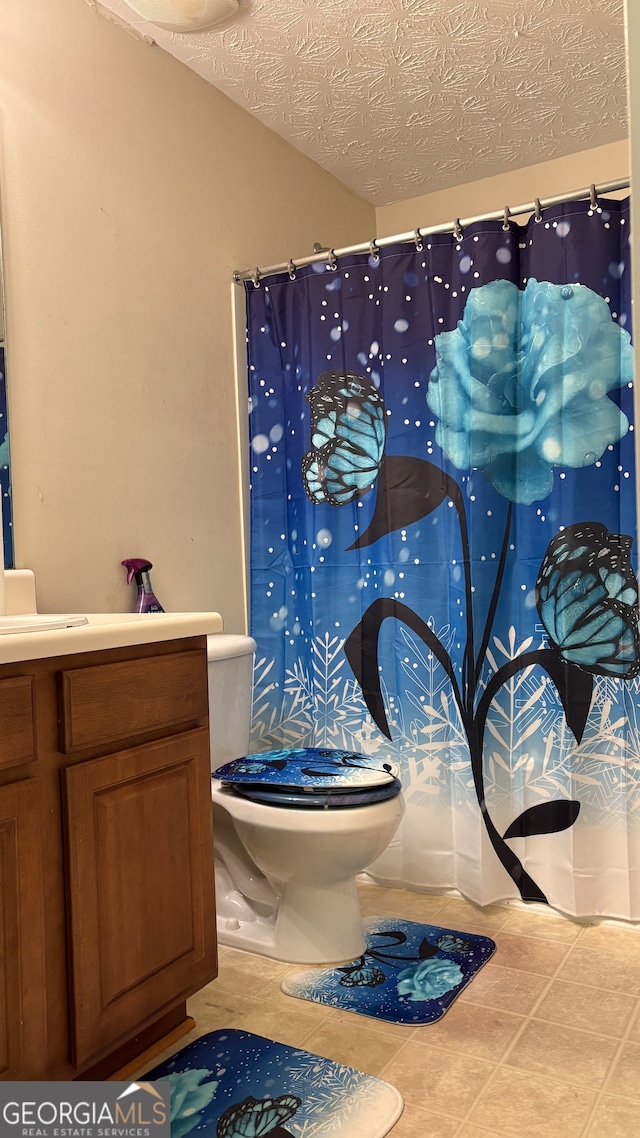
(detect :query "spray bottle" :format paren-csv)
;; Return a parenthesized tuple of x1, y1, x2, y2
(121, 558, 165, 613)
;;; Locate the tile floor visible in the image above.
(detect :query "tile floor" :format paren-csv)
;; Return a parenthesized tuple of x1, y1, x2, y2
(134, 883, 640, 1138)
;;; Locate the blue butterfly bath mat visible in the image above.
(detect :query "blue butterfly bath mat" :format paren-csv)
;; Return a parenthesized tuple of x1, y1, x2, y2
(281, 916, 496, 1026)
(145, 1027, 403, 1137)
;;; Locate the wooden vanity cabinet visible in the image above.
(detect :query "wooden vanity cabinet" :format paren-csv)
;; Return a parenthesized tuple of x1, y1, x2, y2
(0, 635, 217, 1080)
(0, 773, 47, 1079)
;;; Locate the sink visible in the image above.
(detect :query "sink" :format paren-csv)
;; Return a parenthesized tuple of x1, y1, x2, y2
(0, 614, 89, 635)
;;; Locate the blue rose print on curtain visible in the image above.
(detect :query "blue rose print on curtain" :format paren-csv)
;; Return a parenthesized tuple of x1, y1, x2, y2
(246, 196, 638, 915)
(427, 280, 631, 504)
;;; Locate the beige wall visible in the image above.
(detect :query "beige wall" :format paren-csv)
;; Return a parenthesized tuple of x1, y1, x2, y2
(376, 140, 630, 237)
(0, 0, 633, 632)
(0, 0, 374, 631)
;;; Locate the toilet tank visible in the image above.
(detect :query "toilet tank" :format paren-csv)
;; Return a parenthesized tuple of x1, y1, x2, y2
(207, 634, 256, 771)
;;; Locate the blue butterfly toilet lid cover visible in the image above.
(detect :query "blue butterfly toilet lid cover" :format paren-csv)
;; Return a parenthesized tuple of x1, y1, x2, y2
(214, 747, 399, 793)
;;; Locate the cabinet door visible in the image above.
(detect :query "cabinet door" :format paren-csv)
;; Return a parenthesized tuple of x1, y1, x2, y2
(0, 778, 47, 1079)
(62, 729, 217, 1069)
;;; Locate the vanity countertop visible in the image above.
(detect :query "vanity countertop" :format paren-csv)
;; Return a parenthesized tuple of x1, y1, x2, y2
(0, 610, 224, 665)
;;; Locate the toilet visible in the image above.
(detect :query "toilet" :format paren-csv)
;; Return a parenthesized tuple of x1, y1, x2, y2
(207, 633, 404, 964)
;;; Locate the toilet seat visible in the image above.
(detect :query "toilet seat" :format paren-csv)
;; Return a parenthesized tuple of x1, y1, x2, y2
(232, 776, 402, 809)
(215, 746, 400, 808)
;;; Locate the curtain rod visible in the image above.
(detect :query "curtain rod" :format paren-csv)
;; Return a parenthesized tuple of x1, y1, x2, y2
(232, 177, 630, 285)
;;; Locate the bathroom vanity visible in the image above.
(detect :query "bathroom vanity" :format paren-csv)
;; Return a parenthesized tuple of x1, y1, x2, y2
(0, 587, 223, 1081)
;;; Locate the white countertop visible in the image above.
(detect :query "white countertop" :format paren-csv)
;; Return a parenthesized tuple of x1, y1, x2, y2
(0, 610, 224, 664)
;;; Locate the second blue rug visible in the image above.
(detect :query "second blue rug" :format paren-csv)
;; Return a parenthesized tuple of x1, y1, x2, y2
(282, 915, 496, 1025)
(144, 1028, 403, 1137)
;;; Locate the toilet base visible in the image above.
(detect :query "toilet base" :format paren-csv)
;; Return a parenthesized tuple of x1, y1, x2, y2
(215, 863, 367, 964)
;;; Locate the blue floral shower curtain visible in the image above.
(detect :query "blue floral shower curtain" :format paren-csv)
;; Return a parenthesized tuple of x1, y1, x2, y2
(245, 196, 640, 920)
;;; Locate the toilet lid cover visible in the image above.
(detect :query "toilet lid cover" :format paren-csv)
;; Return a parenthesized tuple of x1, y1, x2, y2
(215, 747, 398, 791)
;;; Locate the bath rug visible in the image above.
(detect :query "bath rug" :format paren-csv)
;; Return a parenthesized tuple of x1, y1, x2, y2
(144, 1027, 403, 1137)
(281, 915, 496, 1026)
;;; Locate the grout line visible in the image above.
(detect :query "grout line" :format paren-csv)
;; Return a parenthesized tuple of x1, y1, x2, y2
(449, 932, 596, 1138)
(577, 1000, 640, 1135)
(525, 968, 640, 996)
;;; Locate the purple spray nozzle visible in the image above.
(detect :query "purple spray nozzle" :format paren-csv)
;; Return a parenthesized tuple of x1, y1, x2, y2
(121, 558, 164, 613)
(121, 557, 153, 586)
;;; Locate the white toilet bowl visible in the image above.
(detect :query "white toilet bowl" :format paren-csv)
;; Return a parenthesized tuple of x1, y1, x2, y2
(212, 778, 404, 963)
(207, 633, 405, 964)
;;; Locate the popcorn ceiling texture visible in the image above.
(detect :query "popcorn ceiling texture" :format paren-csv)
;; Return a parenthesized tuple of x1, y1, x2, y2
(95, 0, 628, 205)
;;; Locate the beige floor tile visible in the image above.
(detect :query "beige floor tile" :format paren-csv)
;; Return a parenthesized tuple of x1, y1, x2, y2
(364, 888, 449, 922)
(577, 922, 640, 955)
(221, 944, 290, 971)
(502, 907, 585, 943)
(381, 1041, 495, 1117)
(357, 881, 391, 905)
(388, 1104, 459, 1137)
(535, 979, 638, 1038)
(503, 1018, 619, 1089)
(456, 962, 549, 1015)
(213, 949, 289, 996)
(436, 897, 512, 935)
(584, 1093, 640, 1137)
(302, 1015, 404, 1076)
(605, 1040, 640, 1101)
(412, 999, 525, 1062)
(491, 931, 571, 975)
(282, 973, 417, 1039)
(468, 1067, 597, 1138)
(188, 985, 251, 1030)
(224, 993, 332, 1050)
(557, 945, 640, 996)
(128, 892, 640, 1136)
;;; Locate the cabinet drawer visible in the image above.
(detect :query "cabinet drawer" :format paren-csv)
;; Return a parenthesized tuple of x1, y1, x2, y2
(58, 650, 208, 753)
(0, 677, 36, 770)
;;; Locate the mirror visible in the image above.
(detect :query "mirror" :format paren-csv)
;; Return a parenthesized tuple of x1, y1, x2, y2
(0, 196, 13, 569)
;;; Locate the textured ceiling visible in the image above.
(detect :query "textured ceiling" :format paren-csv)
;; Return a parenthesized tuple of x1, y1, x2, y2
(94, 0, 628, 206)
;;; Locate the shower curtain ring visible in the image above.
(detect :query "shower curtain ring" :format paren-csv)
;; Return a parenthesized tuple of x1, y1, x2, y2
(502, 206, 511, 232)
(327, 249, 338, 271)
(414, 229, 424, 251)
(590, 183, 598, 210)
(534, 198, 543, 223)
(453, 218, 463, 241)
(287, 259, 296, 280)
(251, 267, 261, 288)
(369, 238, 380, 262)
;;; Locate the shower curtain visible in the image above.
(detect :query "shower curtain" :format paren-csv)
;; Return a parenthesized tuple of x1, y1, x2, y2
(244, 195, 640, 920)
